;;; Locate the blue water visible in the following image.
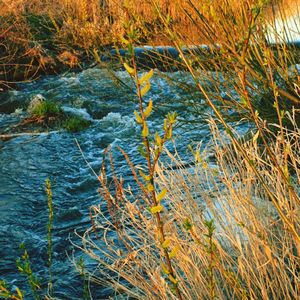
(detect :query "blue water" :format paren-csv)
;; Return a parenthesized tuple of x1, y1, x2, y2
(0, 67, 248, 299)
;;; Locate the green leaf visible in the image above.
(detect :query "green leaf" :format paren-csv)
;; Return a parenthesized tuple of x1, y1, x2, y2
(252, 130, 259, 143)
(16, 287, 23, 299)
(155, 132, 162, 146)
(127, 44, 134, 56)
(147, 183, 154, 192)
(140, 80, 151, 97)
(161, 263, 170, 275)
(249, 160, 255, 166)
(167, 127, 173, 139)
(121, 36, 130, 45)
(183, 218, 192, 231)
(169, 245, 179, 259)
(225, 127, 234, 137)
(142, 122, 149, 137)
(168, 274, 178, 284)
(163, 119, 168, 131)
(241, 96, 248, 107)
(138, 145, 147, 157)
(167, 112, 177, 124)
(124, 63, 134, 75)
(139, 170, 151, 181)
(162, 239, 171, 248)
(138, 69, 154, 85)
(195, 150, 201, 163)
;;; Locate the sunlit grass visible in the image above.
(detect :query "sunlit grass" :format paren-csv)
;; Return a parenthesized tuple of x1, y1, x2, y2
(79, 116, 299, 299)
(75, 1, 300, 299)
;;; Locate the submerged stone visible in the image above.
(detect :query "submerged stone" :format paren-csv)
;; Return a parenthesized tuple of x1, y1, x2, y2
(27, 94, 46, 114)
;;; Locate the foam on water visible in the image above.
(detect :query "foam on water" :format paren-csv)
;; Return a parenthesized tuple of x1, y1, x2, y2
(61, 106, 93, 120)
(0, 66, 250, 298)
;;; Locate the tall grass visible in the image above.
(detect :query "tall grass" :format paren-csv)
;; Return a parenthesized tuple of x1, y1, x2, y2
(1, 0, 298, 45)
(1, 0, 299, 89)
(79, 117, 299, 299)
(76, 0, 300, 299)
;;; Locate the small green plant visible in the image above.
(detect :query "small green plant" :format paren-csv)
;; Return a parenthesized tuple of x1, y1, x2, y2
(16, 244, 41, 300)
(204, 219, 217, 300)
(63, 116, 91, 132)
(76, 257, 90, 300)
(12, 181, 55, 300)
(124, 44, 183, 297)
(45, 178, 53, 295)
(31, 101, 62, 118)
(91, 29, 184, 299)
(0, 280, 23, 300)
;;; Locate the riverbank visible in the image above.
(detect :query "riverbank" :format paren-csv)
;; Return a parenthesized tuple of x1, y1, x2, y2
(2, 0, 298, 90)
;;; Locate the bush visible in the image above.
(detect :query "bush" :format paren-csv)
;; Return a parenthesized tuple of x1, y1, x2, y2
(80, 118, 300, 299)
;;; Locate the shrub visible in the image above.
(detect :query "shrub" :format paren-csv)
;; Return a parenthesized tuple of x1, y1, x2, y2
(79, 116, 300, 299)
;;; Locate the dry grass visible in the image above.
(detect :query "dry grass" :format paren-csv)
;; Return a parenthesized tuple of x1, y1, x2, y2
(1, 0, 300, 89)
(70, 2, 300, 299)
(78, 117, 299, 299)
(1, 0, 299, 47)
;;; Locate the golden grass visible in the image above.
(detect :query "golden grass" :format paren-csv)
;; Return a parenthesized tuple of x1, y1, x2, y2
(1, 0, 300, 90)
(1, 0, 299, 47)
(78, 117, 299, 299)
(69, 2, 300, 299)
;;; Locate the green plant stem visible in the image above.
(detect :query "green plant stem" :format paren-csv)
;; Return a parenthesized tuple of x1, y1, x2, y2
(45, 178, 53, 294)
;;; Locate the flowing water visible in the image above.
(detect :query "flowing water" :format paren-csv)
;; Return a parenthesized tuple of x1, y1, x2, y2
(0, 67, 249, 299)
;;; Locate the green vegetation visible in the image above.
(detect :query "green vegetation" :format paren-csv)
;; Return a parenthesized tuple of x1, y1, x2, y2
(123, 48, 182, 298)
(31, 101, 62, 118)
(63, 116, 91, 132)
(13, 178, 54, 300)
(76, 257, 90, 300)
(16, 244, 41, 300)
(25, 101, 91, 132)
(45, 179, 53, 295)
(0, 280, 23, 300)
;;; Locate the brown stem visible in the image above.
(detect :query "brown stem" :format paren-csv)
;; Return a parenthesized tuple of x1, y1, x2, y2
(131, 53, 183, 300)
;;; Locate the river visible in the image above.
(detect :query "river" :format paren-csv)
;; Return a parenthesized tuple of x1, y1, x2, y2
(2, 67, 248, 299)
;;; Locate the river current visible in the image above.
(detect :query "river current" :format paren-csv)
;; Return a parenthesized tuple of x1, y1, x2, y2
(0, 67, 249, 299)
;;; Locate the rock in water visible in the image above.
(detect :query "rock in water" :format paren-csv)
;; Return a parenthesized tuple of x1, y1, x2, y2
(27, 94, 46, 114)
